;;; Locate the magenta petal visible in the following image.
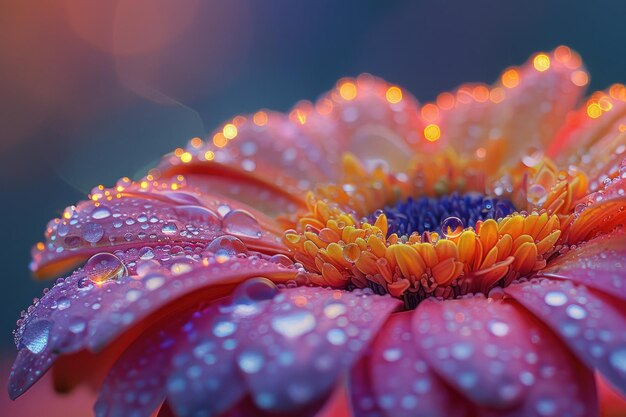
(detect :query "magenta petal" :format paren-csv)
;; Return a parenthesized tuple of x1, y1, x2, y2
(165, 303, 248, 417)
(32, 187, 287, 278)
(368, 311, 467, 417)
(237, 287, 400, 412)
(8, 349, 56, 400)
(506, 279, 626, 396)
(413, 295, 537, 410)
(349, 358, 385, 417)
(93, 314, 190, 417)
(9, 251, 302, 399)
(541, 231, 626, 302)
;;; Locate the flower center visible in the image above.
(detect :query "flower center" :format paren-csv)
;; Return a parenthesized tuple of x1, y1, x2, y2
(377, 193, 516, 238)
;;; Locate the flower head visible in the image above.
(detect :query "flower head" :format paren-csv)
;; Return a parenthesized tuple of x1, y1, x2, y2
(9, 46, 626, 417)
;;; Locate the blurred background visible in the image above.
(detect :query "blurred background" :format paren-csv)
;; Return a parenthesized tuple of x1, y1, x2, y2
(1, 0, 626, 355)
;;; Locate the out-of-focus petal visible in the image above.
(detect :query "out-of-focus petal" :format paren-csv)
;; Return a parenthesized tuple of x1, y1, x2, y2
(300, 75, 427, 173)
(566, 177, 626, 244)
(367, 311, 467, 417)
(165, 285, 400, 416)
(547, 84, 626, 189)
(506, 278, 626, 396)
(541, 230, 626, 301)
(94, 314, 191, 417)
(32, 185, 287, 279)
(434, 46, 585, 165)
(9, 250, 304, 399)
(413, 294, 598, 417)
(412, 295, 537, 410)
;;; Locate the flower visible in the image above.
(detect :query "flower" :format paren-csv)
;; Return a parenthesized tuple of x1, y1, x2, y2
(8, 46, 626, 417)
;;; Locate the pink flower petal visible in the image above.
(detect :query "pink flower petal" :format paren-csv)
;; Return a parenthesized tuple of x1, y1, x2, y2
(541, 230, 626, 301)
(32, 186, 288, 279)
(505, 278, 626, 397)
(9, 250, 304, 399)
(367, 311, 468, 417)
(436, 47, 585, 162)
(412, 295, 537, 410)
(349, 358, 384, 417)
(94, 314, 192, 417)
(547, 85, 626, 187)
(236, 286, 400, 413)
(566, 178, 626, 244)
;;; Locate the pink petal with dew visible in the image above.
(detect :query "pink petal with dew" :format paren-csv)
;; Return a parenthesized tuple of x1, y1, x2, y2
(547, 84, 626, 188)
(32, 185, 287, 279)
(566, 177, 626, 244)
(436, 46, 585, 163)
(299, 74, 427, 173)
(541, 230, 626, 301)
(94, 313, 192, 417)
(167, 285, 400, 415)
(367, 311, 468, 417)
(9, 248, 305, 399)
(506, 278, 626, 396)
(412, 295, 539, 410)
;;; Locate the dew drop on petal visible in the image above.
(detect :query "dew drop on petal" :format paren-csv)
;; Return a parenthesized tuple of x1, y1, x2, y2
(342, 243, 361, 263)
(144, 274, 165, 290)
(19, 319, 53, 354)
(271, 310, 316, 338)
(441, 217, 463, 239)
(222, 209, 262, 239)
(237, 350, 265, 374)
(213, 320, 237, 338)
(326, 328, 347, 346)
(565, 304, 587, 320)
(161, 222, 178, 235)
(522, 146, 544, 167)
(527, 184, 548, 206)
(91, 205, 112, 219)
(170, 262, 192, 275)
(323, 301, 347, 319)
(609, 347, 626, 373)
(82, 222, 104, 243)
(68, 316, 87, 334)
(84, 253, 128, 285)
(544, 290, 567, 307)
(229, 278, 279, 317)
(214, 249, 231, 264)
(207, 235, 248, 256)
(487, 319, 510, 337)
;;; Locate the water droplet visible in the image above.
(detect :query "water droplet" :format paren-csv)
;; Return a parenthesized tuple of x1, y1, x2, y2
(57, 222, 70, 237)
(223, 209, 262, 239)
(451, 342, 474, 360)
(68, 316, 87, 334)
(326, 328, 347, 345)
(217, 204, 231, 217)
(527, 184, 548, 206)
(171, 262, 192, 275)
(441, 217, 463, 239)
(161, 222, 178, 235)
(139, 247, 155, 260)
(342, 243, 361, 263)
(233, 278, 278, 304)
(82, 223, 104, 243)
(214, 249, 231, 263)
(323, 301, 347, 319)
(535, 397, 557, 416)
(144, 274, 165, 290)
(487, 319, 510, 337)
(91, 206, 112, 219)
(207, 235, 248, 256)
(20, 319, 53, 354)
(544, 291, 567, 307)
(609, 347, 626, 373)
(382, 348, 402, 362)
(57, 296, 71, 310)
(565, 304, 587, 320)
(237, 350, 264, 374)
(213, 320, 237, 338)
(271, 310, 316, 338)
(522, 146, 544, 167)
(84, 253, 127, 285)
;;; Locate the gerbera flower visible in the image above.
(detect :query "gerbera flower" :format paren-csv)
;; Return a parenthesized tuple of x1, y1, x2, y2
(8, 46, 626, 417)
